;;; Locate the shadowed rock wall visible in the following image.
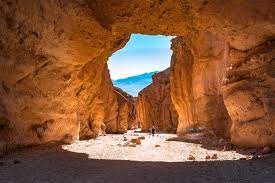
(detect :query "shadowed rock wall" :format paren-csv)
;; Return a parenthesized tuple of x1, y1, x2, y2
(223, 40, 275, 147)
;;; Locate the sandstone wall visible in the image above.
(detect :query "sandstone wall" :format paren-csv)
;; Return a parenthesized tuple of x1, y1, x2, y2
(222, 40, 275, 147)
(137, 69, 178, 133)
(114, 87, 137, 133)
(78, 62, 118, 139)
(79, 66, 137, 138)
(170, 32, 231, 137)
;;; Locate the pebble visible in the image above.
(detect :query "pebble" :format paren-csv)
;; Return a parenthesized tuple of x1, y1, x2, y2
(138, 136, 145, 140)
(128, 144, 136, 147)
(262, 146, 272, 155)
(13, 160, 20, 164)
(211, 154, 218, 159)
(130, 138, 141, 145)
(187, 155, 196, 161)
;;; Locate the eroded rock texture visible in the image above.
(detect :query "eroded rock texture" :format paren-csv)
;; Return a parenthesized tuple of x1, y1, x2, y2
(222, 40, 275, 147)
(170, 32, 231, 137)
(114, 87, 137, 133)
(137, 69, 178, 132)
(0, 0, 274, 149)
(79, 63, 118, 139)
(0, 0, 129, 149)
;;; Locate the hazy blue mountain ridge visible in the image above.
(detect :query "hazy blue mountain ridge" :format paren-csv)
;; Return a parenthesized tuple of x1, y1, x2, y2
(112, 71, 158, 96)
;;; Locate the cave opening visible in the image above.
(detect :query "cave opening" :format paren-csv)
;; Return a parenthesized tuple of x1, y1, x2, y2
(107, 34, 178, 134)
(108, 34, 174, 97)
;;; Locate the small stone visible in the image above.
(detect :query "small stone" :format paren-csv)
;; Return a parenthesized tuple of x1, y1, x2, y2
(128, 143, 136, 147)
(123, 137, 127, 141)
(13, 160, 20, 164)
(262, 146, 272, 155)
(187, 155, 195, 160)
(138, 136, 145, 140)
(130, 138, 141, 145)
(155, 144, 160, 147)
(246, 155, 252, 160)
(211, 154, 218, 159)
(205, 155, 211, 160)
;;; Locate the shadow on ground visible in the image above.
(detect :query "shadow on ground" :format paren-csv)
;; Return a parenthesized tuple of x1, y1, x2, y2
(0, 145, 274, 183)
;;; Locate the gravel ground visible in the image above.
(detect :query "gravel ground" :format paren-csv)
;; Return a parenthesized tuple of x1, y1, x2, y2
(0, 130, 274, 183)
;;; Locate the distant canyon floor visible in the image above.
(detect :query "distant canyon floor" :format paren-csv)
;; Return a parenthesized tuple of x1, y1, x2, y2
(0, 130, 274, 183)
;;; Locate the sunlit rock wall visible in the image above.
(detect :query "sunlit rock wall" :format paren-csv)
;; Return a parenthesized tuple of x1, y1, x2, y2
(170, 32, 231, 137)
(137, 69, 178, 132)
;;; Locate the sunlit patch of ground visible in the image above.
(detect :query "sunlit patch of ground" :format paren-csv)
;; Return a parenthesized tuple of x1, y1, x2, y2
(0, 130, 274, 183)
(63, 130, 246, 162)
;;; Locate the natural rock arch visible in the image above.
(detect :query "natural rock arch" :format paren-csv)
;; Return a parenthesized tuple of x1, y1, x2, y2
(0, 0, 274, 151)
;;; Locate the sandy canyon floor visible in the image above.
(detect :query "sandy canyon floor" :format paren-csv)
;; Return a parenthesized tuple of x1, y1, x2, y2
(0, 130, 274, 183)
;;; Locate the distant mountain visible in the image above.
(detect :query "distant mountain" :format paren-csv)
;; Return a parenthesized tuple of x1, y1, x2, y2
(112, 71, 158, 96)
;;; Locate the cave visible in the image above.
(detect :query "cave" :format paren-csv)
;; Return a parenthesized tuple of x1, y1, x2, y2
(0, 1, 274, 182)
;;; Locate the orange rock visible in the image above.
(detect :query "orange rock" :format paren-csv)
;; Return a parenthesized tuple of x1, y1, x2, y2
(187, 155, 196, 161)
(114, 87, 137, 133)
(170, 32, 231, 137)
(138, 136, 145, 140)
(222, 41, 275, 148)
(211, 154, 218, 159)
(136, 69, 178, 133)
(130, 138, 141, 145)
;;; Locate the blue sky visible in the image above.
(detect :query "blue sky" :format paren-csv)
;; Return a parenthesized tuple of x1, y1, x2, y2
(108, 34, 174, 79)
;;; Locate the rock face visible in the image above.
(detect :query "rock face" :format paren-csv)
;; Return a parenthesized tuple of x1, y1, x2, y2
(0, 0, 274, 150)
(170, 32, 231, 137)
(114, 87, 137, 133)
(137, 69, 178, 132)
(79, 68, 137, 138)
(79, 63, 118, 139)
(222, 40, 275, 147)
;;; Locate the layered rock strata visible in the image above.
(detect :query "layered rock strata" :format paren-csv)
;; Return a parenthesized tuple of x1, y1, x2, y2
(222, 40, 275, 147)
(137, 69, 178, 132)
(114, 87, 137, 133)
(170, 32, 231, 137)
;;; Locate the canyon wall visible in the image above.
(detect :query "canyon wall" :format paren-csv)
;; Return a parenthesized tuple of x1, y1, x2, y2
(137, 69, 178, 133)
(79, 65, 137, 139)
(114, 87, 137, 133)
(222, 40, 275, 147)
(170, 32, 231, 137)
(79, 62, 118, 139)
(0, 0, 274, 150)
